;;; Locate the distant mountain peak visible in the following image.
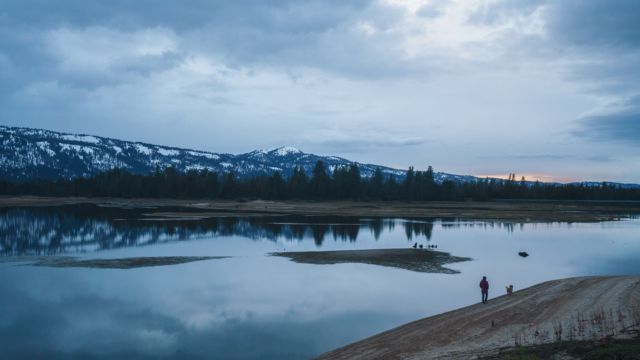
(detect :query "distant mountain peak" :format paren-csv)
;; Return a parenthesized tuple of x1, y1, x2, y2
(2, 126, 636, 189)
(252, 146, 303, 156)
(0, 126, 406, 181)
(272, 146, 303, 156)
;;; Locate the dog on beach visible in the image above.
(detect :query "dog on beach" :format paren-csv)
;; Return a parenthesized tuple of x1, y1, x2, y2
(506, 285, 513, 296)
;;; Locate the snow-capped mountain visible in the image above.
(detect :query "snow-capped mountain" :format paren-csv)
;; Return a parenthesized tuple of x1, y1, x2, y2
(1, 126, 411, 181)
(2, 126, 638, 188)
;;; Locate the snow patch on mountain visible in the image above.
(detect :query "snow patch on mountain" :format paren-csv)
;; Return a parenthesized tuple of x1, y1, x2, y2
(187, 151, 219, 160)
(158, 148, 180, 156)
(60, 143, 95, 155)
(36, 141, 56, 157)
(61, 134, 101, 144)
(134, 144, 152, 155)
(274, 146, 302, 156)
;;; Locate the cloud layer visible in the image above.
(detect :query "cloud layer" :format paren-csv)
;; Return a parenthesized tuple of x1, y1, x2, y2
(1, 0, 639, 182)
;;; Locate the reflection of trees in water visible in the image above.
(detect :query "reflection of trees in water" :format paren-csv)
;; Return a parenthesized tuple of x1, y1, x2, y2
(369, 218, 383, 240)
(0, 206, 398, 255)
(439, 220, 527, 233)
(403, 220, 434, 241)
(331, 224, 359, 243)
(0, 206, 222, 255)
(312, 225, 326, 246)
(0, 206, 529, 255)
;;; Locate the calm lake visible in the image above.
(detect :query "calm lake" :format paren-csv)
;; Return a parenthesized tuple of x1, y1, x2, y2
(1, 205, 639, 359)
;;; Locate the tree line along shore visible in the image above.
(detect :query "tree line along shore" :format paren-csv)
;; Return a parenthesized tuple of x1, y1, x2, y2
(1, 161, 639, 201)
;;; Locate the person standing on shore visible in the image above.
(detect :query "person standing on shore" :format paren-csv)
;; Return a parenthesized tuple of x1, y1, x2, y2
(480, 276, 489, 303)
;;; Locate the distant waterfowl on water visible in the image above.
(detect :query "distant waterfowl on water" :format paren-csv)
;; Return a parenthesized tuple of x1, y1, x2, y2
(518, 251, 529, 258)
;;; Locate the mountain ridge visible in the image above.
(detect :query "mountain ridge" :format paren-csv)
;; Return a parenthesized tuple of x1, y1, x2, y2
(1, 125, 638, 189)
(1, 125, 410, 181)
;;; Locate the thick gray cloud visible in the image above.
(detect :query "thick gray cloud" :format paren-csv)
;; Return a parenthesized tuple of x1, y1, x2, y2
(579, 113, 640, 145)
(571, 91, 640, 147)
(575, 97, 640, 146)
(471, 0, 640, 94)
(1, 0, 400, 82)
(470, 0, 640, 48)
(2, 0, 369, 30)
(546, 1, 640, 48)
(0, 0, 639, 182)
(467, 0, 640, 178)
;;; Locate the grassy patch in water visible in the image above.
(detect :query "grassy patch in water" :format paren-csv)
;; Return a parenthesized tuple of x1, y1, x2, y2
(7, 256, 230, 269)
(271, 248, 471, 274)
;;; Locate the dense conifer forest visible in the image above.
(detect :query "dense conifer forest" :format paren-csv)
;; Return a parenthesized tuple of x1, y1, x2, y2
(1, 161, 638, 201)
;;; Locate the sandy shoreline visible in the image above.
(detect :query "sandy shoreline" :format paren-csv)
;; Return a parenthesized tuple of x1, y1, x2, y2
(1, 196, 640, 222)
(317, 276, 640, 359)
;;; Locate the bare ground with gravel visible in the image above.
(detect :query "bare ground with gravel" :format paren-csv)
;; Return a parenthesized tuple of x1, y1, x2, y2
(317, 276, 640, 360)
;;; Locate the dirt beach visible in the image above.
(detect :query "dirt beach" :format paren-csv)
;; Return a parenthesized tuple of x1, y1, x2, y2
(1, 196, 640, 222)
(317, 276, 640, 359)
(271, 248, 471, 274)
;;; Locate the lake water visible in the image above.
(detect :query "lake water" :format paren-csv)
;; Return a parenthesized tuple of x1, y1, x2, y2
(0, 205, 639, 359)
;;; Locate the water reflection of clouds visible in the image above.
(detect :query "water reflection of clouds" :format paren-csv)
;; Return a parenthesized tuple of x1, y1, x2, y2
(0, 207, 638, 359)
(0, 260, 430, 360)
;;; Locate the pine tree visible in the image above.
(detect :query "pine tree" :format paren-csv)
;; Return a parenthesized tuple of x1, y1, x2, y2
(287, 166, 308, 199)
(310, 160, 330, 199)
(404, 166, 415, 200)
(370, 168, 384, 199)
(220, 172, 236, 198)
(347, 164, 361, 199)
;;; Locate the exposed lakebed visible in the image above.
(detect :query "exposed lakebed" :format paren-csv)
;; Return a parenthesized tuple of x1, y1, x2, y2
(3, 256, 229, 269)
(0, 204, 639, 359)
(272, 248, 471, 274)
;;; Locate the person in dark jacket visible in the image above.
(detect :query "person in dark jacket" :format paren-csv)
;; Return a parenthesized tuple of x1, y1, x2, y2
(479, 276, 489, 303)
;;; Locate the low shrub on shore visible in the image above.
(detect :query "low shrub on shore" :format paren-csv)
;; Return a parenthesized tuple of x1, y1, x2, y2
(489, 338, 640, 360)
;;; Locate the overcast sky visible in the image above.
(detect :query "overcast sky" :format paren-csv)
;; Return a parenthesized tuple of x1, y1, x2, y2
(1, 0, 639, 182)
